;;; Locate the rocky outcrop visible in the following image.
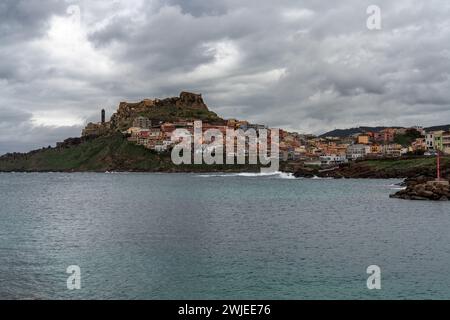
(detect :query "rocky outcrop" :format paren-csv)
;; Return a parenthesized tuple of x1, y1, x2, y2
(147, 92, 208, 110)
(390, 180, 450, 201)
(177, 92, 208, 110)
(81, 122, 111, 137)
(292, 166, 318, 178)
(292, 162, 450, 201)
(109, 91, 219, 131)
(56, 136, 97, 149)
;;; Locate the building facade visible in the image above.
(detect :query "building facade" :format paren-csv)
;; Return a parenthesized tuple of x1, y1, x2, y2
(133, 116, 152, 129)
(346, 144, 371, 160)
(442, 131, 450, 154)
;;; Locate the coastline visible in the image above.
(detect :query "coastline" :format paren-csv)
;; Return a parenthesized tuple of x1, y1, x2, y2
(0, 155, 447, 179)
(1, 134, 448, 183)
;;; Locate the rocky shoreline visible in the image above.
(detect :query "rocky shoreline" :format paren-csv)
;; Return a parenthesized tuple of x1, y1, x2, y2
(292, 163, 447, 180)
(2, 147, 450, 201)
(291, 160, 450, 201)
(389, 177, 450, 201)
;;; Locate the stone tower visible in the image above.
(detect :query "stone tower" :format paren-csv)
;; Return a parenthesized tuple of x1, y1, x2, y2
(101, 109, 106, 124)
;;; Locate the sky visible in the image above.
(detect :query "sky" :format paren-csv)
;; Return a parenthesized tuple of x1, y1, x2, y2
(1, 0, 450, 154)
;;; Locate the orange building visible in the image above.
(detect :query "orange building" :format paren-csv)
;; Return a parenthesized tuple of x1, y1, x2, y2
(357, 135, 370, 144)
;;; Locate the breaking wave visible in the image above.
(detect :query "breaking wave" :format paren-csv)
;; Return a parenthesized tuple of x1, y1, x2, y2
(197, 171, 297, 179)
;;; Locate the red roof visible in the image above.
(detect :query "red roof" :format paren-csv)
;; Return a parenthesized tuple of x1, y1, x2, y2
(139, 131, 150, 138)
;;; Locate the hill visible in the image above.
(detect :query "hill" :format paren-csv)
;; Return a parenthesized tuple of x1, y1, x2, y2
(0, 91, 262, 172)
(424, 124, 450, 132)
(0, 133, 260, 172)
(109, 91, 224, 132)
(320, 126, 394, 138)
(321, 124, 450, 138)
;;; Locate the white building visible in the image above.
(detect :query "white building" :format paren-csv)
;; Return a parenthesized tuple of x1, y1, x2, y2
(411, 126, 426, 135)
(383, 144, 403, 157)
(320, 155, 348, 166)
(346, 144, 371, 160)
(154, 144, 168, 152)
(426, 132, 436, 150)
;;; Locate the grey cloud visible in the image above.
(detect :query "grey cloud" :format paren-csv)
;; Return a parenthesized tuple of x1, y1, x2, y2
(0, 125, 82, 155)
(0, 0, 65, 41)
(165, 0, 228, 17)
(0, 108, 32, 125)
(0, 108, 81, 155)
(1, 0, 450, 154)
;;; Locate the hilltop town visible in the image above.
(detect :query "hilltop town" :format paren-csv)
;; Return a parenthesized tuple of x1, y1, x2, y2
(80, 92, 450, 167)
(0, 92, 449, 178)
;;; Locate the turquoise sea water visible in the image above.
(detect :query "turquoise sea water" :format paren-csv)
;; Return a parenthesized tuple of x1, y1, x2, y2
(0, 172, 449, 300)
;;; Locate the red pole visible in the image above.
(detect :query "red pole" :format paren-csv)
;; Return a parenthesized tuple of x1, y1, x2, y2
(437, 151, 441, 180)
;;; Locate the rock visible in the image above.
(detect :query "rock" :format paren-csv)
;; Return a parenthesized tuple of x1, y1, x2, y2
(177, 92, 208, 110)
(293, 167, 319, 178)
(410, 196, 429, 201)
(418, 190, 434, 198)
(391, 181, 450, 201)
(108, 92, 218, 132)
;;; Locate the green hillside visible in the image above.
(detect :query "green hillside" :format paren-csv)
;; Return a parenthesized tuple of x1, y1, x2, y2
(0, 134, 260, 173)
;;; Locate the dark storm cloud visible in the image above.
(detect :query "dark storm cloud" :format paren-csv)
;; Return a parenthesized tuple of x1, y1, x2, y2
(0, 0, 65, 41)
(165, 0, 228, 16)
(1, 0, 450, 154)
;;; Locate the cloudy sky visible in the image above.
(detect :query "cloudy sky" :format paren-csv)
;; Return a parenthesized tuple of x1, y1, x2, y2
(1, 0, 450, 154)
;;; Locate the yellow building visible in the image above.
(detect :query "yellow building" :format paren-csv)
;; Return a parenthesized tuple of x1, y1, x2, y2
(370, 144, 383, 154)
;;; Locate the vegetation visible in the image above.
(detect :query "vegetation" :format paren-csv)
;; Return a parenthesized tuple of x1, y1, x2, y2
(138, 106, 222, 124)
(393, 129, 423, 147)
(358, 156, 450, 178)
(363, 157, 445, 171)
(0, 134, 260, 173)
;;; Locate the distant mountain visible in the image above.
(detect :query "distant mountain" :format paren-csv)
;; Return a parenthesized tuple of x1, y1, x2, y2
(424, 124, 450, 132)
(321, 124, 450, 137)
(320, 126, 394, 138)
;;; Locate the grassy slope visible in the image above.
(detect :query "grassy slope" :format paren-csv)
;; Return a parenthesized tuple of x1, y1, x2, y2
(357, 157, 450, 177)
(0, 134, 261, 172)
(0, 134, 166, 172)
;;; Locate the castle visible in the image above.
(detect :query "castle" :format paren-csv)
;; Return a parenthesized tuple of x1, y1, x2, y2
(82, 109, 110, 137)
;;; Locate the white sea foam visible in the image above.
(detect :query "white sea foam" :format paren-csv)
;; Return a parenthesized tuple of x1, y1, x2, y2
(311, 175, 334, 180)
(386, 183, 406, 190)
(390, 187, 407, 190)
(198, 171, 297, 179)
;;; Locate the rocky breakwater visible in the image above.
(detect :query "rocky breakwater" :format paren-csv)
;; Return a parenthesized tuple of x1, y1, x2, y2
(390, 177, 450, 201)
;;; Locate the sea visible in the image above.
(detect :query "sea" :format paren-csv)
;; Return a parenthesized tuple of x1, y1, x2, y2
(0, 172, 449, 300)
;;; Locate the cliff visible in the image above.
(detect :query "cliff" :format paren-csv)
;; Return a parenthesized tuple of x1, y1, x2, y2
(109, 91, 223, 132)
